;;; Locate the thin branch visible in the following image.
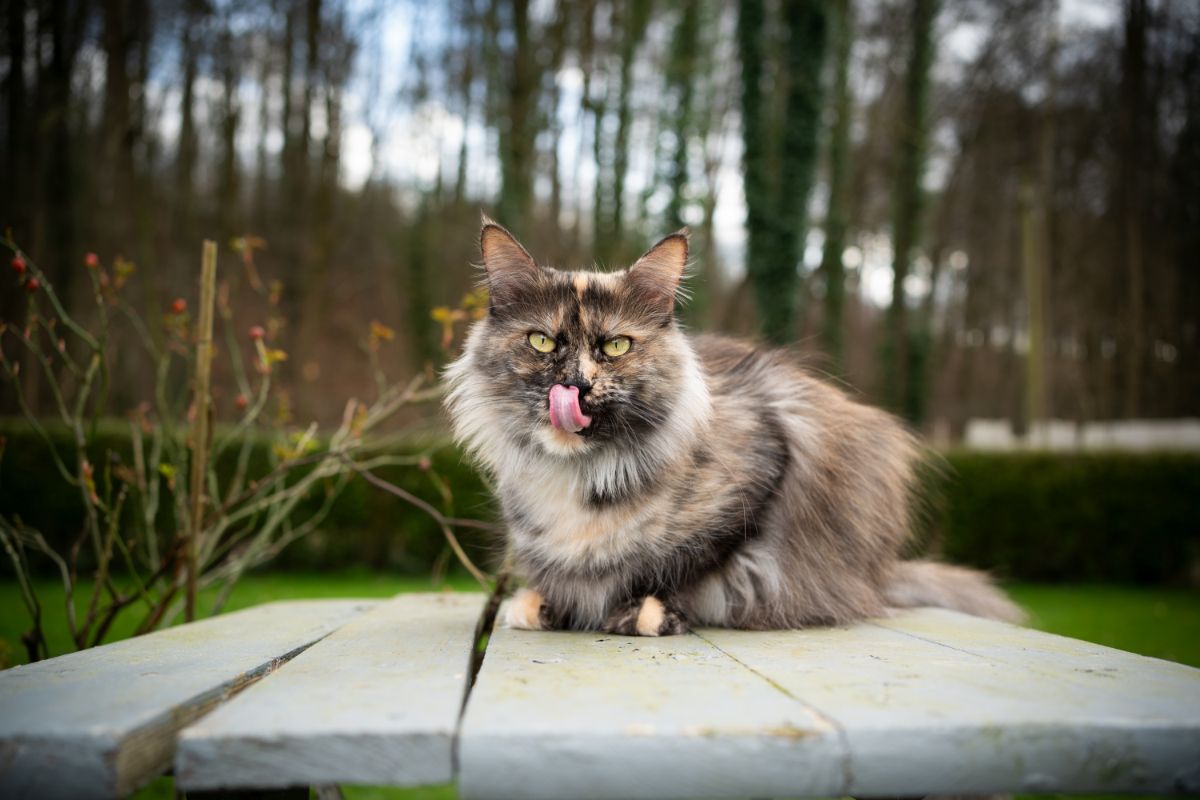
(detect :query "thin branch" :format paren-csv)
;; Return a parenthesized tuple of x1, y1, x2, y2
(341, 456, 491, 588)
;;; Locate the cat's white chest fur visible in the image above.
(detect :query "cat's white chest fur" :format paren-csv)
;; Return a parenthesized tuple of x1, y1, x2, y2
(503, 460, 659, 570)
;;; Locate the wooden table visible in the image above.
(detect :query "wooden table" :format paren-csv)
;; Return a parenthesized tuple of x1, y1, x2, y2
(2, 593, 1198, 798)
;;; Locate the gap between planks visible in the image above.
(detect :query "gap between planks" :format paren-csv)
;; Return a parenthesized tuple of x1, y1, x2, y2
(0, 599, 375, 800)
(456, 608, 849, 800)
(176, 593, 492, 791)
(692, 628, 856, 790)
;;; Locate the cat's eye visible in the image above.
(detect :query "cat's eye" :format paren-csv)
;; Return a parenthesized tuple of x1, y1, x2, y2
(528, 332, 556, 353)
(602, 336, 632, 357)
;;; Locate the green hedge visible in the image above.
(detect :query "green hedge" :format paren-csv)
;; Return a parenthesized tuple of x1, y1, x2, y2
(927, 450, 1200, 584)
(2, 418, 1198, 583)
(0, 418, 495, 576)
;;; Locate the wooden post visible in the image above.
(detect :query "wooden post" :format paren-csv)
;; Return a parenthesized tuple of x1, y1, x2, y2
(187, 240, 218, 622)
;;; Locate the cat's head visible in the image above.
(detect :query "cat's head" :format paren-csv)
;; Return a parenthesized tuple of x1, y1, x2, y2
(445, 217, 705, 461)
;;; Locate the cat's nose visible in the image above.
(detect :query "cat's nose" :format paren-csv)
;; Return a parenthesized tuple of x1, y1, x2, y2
(564, 379, 593, 398)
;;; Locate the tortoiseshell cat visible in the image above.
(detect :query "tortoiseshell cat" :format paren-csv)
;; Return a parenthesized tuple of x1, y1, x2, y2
(445, 218, 1022, 636)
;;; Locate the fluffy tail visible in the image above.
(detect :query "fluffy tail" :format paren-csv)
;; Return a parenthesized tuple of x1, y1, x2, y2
(884, 559, 1026, 624)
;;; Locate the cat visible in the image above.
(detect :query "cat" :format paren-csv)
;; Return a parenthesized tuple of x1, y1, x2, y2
(444, 217, 1023, 636)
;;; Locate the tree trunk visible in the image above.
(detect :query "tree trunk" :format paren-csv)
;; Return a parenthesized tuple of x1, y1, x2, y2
(5, 0, 29, 244)
(1118, 0, 1148, 418)
(777, 0, 828, 337)
(39, 0, 84, 294)
(737, 0, 774, 338)
(496, 0, 536, 235)
(664, 1, 698, 232)
(606, 0, 652, 262)
(454, 0, 479, 206)
(103, 0, 136, 250)
(819, 0, 854, 372)
(1019, 177, 1047, 436)
(217, 26, 241, 241)
(253, 5, 275, 226)
(738, 0, 828, 344)
(282, 0, 298, 181)
(176, 1, 200, 230)
(882, 0, 939, 416)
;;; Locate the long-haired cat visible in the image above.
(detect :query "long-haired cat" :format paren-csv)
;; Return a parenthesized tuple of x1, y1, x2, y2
(444, 218, 1022, 636)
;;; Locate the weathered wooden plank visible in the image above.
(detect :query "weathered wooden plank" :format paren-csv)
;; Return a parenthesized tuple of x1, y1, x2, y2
(0, 600, 372, 800)
(457, 613, 847, 800)
(702, 608, 1200, 796)
(876, 606, 1200, 711)
(176, 592, 486, 792)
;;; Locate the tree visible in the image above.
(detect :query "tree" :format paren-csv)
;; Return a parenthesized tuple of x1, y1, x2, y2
(1116, 0, 1150, 418)
(593, 0, 652, 264)
(882, 0, 938, 416)
(738, 0, 829, 344)
(664, 0, 699, 233)
(818, 0, 854, 371)
(494, 0, 538, 236)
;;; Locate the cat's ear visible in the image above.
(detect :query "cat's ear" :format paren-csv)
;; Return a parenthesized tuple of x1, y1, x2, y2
(627, 229, 689, 318)
(480, 215, 539, 309)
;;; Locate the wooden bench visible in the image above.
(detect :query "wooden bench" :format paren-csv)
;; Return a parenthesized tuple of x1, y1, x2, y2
(2, 592, 1198, 798)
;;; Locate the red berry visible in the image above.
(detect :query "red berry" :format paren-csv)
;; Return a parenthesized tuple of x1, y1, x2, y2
(235, 394, 249, 410)
(84, 252, 99, 268)
(171, 298, 187, 314)
(25, 277, 40, 293)
(248, 325, 266, 341)
(11, 256, 26, 274)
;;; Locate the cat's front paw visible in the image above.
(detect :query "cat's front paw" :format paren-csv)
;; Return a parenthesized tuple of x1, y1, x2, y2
(505, 588, 548, 630)
(605, 596, 689, 636)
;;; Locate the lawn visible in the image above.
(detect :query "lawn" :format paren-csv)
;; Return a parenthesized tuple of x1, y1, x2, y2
(1, 574, 1197, 800)
(3, 573, 1197, 668)
(1007, 583, 1200, 667)
(0, 571, 479, 669)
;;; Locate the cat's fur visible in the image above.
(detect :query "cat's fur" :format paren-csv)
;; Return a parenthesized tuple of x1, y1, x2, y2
(444, 219, 1023, 635)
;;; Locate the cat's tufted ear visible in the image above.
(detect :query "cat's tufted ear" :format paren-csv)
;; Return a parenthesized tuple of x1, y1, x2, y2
(627, 229, 689, 319)
(480, 215, 539, 310)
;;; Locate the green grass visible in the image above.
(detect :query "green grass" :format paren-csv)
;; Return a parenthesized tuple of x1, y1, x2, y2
(4, 575, 1196, 668)
(2, 575, 1197, 800)
(0, 571, 480, 669)
(1008, 583, 1200, 667)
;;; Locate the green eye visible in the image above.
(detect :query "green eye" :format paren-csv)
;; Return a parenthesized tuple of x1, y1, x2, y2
(602, 336, 631, 357)
(528, 332, 556, 353)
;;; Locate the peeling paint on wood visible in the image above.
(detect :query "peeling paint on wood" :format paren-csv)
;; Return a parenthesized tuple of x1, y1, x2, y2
(175, 593, 485, 792)
(0, 600, 372, 799)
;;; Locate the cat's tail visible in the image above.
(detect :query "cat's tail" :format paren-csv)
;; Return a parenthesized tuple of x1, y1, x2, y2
(883, 559, 1026, 624)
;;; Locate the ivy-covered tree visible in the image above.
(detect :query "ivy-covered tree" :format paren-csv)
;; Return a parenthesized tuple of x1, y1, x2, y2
(882, 0, 939, 416)
(818, 0, 854, 371)
(738, 0, 828, 344)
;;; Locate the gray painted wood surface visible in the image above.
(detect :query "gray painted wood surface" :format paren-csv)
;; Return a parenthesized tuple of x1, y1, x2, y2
(6, 595, 1198, 798)
(706, 609, 1200, 796)
(176, 592, 486, 791)
(459, 606, 1200, 799)
(458, 619, 846, 800)
(0, 599, 372, 800)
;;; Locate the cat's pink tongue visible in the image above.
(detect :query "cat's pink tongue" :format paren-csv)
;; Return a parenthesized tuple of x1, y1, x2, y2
(549, 384, 592, 433)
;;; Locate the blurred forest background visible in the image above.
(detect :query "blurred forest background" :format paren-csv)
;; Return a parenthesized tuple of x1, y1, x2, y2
(2, 0, 1198, 435)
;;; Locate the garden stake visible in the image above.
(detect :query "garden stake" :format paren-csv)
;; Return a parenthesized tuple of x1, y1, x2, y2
(187, 240, 218, 621)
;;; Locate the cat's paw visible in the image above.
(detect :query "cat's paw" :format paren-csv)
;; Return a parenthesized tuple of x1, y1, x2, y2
(638, 597, 689, 636)
(505, 588, 547, 630)
(605, 596, 689, 636)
